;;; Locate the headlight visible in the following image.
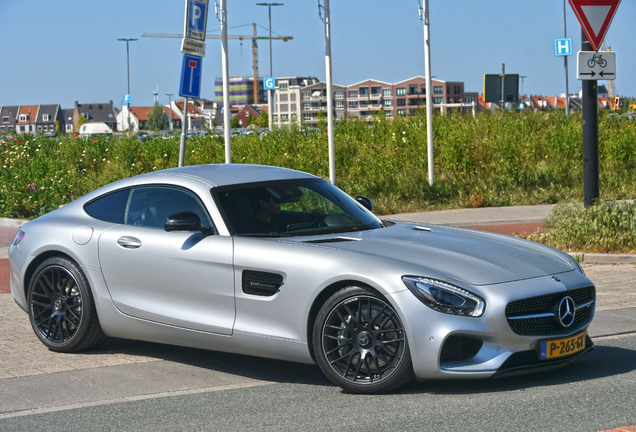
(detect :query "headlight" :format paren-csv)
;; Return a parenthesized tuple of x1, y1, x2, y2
(402, 276, 485, 317)
(12, 230, 25, 246)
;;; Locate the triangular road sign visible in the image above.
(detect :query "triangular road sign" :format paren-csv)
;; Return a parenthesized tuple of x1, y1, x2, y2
(568, 0, 621, 51)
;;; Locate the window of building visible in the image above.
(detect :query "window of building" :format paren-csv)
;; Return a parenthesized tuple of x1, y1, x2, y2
(43, 114, 50, 121)
(19, 114, 28, 122)
(20, 126, 25, 132)
(291, 104, 297, 112)
(291, 94, 296, 102)
(409, 85, 418, 95)
(384, 100, 391, 107)
(455, 97, 461, 103)
(281, 114, 289, 121)
(397, 98, 406, 107)
(279, 83, 288, 90)
(385, 111, 392, 117)
(303, 103, 311, 110)
(279, 94, 288, 102)
(371, 87, 381, 96)
(302, 92, 310, 101)
(383, 89, 391, 97)
(2, 116, 8, 123)
(360, 100, 369, 107)
(348, 90, 358, 98)
(359, 87, 369, 96)
(447, 97, 452, 103)
(421, 85, 426, 95)
(447, 86, 450, 94)
(396, 88, 406, 96)
(454, 86, 460, 94)
(408, 98, 420, 106)
(349, 101, 359, 109)
(273, 115, 278, 121)
(335, 101, 344, 110)
(434, 86, 443, 95)
(335, 90, 344, 99)
(303, 113, 313, 121)
(291, 114, 297, 120)
(397, 110, 406, 116)
(280, 104, 288, 112)
(37, 125, 42, 131)
(434, 97, 443, 104)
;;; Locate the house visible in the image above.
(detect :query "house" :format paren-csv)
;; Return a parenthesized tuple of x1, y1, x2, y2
(16, 105, 39, 135)
(34, 104, 61, 136)
(233, 104, 262, 128)
(272, 77, 319, 126)
(172, 99, 205, 131)
(60, 109, 75, 134)
(0, 106, 20, 134)
(73, 101, 117, 132)
(117, 106, 140, 131)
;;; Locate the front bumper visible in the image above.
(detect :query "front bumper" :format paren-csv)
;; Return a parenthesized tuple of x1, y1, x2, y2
(388, 271, 595, 380)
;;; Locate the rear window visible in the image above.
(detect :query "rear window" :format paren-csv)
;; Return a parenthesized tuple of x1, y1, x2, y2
(84, 189, 131, 223)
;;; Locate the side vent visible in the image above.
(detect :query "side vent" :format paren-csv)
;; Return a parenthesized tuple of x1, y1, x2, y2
(242, 270, 284, 296)
(304, 238, 358, 244)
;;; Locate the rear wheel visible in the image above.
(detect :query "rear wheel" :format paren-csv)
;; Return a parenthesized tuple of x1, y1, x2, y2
(28, 257, 106, 352)
(313, 286, 413, 393)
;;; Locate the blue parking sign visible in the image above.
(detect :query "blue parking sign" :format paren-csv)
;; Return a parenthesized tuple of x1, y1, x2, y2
(185, 0, 209, 41)
(263, 77, 276, 90)
(179, 54, 203, 99)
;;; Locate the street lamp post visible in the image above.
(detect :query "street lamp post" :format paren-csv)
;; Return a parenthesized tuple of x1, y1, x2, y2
(117, 38, 137, 132)
(166, 93, 174, 131)
(256, 2, 283, 130)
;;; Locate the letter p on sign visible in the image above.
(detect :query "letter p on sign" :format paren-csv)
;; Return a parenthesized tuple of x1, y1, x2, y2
(192, 5, 201, 26)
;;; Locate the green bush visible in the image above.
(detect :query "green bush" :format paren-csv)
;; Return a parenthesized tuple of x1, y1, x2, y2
(1, 110, 635, 219)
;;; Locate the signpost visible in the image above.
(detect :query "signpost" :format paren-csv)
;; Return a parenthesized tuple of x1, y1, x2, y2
(569, 0, 621, 206)
(179, 0, 209, 167)
(484, 65, 519, 110)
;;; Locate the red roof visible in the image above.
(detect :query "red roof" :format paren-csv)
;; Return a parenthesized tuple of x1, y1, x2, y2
(16, 105, 39, 124)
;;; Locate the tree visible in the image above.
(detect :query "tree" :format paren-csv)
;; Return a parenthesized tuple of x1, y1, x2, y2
(147, 102, 169, 131)
(257, 111, 269, 128)
(76, 114, 86, 130)
(230, 116, 241, 128)
(316, 109, 327, 130)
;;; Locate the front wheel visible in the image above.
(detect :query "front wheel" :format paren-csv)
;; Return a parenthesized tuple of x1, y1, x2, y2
(28, 257, 106, 352)
(313, 286, 413, 393)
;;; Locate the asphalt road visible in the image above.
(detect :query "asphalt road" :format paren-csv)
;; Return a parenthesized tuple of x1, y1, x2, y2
(1, 333, 635, 432)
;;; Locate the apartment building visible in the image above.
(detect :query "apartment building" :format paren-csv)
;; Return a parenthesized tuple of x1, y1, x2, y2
(215, 76, 266, 106)
(393, 77, 465, 117)
(346, 79, 393, 119)
(299, 81, 346, 127)
(272, 77, 319, 126)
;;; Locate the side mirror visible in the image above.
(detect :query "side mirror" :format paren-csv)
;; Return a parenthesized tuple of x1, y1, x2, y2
(356, 196, 374, 212)
(165, 211, 206, 233)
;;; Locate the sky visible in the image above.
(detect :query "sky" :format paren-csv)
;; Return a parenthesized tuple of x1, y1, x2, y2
(1, 0, 635, 110)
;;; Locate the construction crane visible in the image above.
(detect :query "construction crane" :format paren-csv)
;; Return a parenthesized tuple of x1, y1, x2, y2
(143, 24, 292, 104)
(600, 41, 621, 110)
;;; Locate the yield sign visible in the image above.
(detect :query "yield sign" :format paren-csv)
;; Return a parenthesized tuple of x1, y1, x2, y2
(568, 0, 621, 51)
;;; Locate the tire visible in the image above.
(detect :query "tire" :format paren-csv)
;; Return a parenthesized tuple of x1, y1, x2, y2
(27, 257, 106, 352)
(313, 286, 413, 393)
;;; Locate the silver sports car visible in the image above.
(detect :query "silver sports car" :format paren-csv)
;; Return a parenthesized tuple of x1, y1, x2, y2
(9, 164, 595, 393)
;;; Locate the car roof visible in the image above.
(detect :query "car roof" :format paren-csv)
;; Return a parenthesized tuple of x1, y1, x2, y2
(143, 164, 319, 187)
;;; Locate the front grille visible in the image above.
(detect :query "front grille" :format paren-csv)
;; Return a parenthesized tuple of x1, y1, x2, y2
(506, 286, 595, 336)
(440, 335, 483, 363)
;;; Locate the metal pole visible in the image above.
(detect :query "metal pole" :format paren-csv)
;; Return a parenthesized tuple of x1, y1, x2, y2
(420, 0, 434, 186)
(563, 0, 570, 115)
(500, 63, 506, 112)
(118, 38, 137, 132)
(323, 0, 335, 185)
(257, 3, 283, 132)
(581, 29, 599, 207)
(179, 97, 188, 167)
(166, 93, 173, 131)
(221, 0, 231, 163)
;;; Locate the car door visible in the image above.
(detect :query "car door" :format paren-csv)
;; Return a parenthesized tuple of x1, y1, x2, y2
(98, 186, 235, 335)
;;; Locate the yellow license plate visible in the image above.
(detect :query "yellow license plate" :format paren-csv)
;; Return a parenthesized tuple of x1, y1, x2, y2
(540, 331, 586, 360)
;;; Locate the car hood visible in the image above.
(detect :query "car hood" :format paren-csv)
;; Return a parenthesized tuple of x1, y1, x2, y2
(293, 222, 575, 286)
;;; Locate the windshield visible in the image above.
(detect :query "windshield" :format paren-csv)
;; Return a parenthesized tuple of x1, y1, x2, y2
(213, 178, 383, 237)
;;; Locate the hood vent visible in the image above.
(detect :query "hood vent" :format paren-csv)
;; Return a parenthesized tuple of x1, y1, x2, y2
(304, 237, 358, 244)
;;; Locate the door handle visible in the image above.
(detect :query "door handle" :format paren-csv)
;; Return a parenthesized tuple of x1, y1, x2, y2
(117, 236, 142, 249)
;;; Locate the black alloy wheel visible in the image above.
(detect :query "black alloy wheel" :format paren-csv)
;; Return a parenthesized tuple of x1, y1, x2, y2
(314, 287, 413, 393)
(28, 257, 106, 352)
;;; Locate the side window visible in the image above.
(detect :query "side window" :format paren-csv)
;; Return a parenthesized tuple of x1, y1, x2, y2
(125, 187, 213, 231)
(84, 189, 131, 223)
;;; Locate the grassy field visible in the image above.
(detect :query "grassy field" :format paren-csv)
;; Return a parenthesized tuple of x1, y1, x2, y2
(2, 109, 635, 222)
